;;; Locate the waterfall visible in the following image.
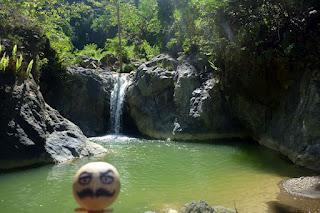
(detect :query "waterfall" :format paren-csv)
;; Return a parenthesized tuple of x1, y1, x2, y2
(110, 73, 129, 134)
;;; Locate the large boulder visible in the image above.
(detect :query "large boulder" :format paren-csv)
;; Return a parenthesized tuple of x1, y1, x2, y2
(41, 67, 114, 137)
(127, 54, 244, 140)
(0, 74, 106, 169)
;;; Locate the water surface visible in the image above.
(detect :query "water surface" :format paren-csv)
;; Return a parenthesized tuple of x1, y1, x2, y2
(0, 136, 312, 212)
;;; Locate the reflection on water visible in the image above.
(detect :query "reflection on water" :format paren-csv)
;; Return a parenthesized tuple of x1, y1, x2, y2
(0, 137, 316, 213)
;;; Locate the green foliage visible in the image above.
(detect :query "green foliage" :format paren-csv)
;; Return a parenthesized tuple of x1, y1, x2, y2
(12, 45, 17, 61)
(46, 28, 74, 65)
(0, 43, 39, 80)
(76, 44, 107, 61)
(16, 54, 23, 74)
(219, 0, 320, 60)
(166, 38, 178, 50)
(26, 60, 34, 79)
(123, 63, 135, 73)
(105, 37, 123, 57)
(141, 40, 160, 60)
(0, 53, 9, 72)
(124, 45, 135, 60)
(2, 0, 318, 77)
(104, 37, 133, 61)
(138, 0, 161, 34)
(1, 0, 165, 66)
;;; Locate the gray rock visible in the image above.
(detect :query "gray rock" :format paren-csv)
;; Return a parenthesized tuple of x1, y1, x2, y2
(224, 66, 320, 170)
(281, 176, 320, 199)
(41, 67, 115, 137)
(180, 201, 236, 213)
(275, 176, 320, 212)
(127, 54, 244, 140)
(79, 55, 100, 69)
(0, 74, 106, 169)
(100, 53, 118, 70)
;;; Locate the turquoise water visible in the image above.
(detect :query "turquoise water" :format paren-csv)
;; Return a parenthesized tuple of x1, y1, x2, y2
(0, 136, 312, 212)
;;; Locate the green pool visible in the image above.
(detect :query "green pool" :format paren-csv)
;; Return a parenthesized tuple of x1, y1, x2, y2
(0, 136, 312, 212)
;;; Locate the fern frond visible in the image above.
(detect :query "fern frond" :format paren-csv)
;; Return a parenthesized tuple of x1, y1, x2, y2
(26, 59, 34, 79)
(16, 54, 23, 75)
(0, 53, 8, 71)
(12, 45, 17, 61)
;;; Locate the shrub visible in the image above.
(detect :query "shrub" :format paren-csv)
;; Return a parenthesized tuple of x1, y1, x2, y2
(141, 40, 160, 60)
(0, 44, 37, 80)
(75, 43, 108, 62)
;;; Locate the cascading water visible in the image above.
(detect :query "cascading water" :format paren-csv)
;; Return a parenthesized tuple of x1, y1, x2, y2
(110, 73, 129, 134)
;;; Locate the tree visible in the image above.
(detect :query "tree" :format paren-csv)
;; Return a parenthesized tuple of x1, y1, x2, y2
(117, 0, 123, 72)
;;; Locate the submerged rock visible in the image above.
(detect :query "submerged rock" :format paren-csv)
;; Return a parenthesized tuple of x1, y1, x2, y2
(127, 54, 244, 140)
(180, 201, 236, 213)
(0, 74, 106, 169)
(282, 176, 320, 199)
(275, 176, 320, 212)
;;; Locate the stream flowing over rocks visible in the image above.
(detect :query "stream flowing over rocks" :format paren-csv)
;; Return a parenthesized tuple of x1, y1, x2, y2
(0, 74, 106, 169)
(126, 54, 244, 140)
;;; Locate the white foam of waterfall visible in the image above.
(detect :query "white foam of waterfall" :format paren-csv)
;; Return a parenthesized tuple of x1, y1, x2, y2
(110, 73, 129, 134)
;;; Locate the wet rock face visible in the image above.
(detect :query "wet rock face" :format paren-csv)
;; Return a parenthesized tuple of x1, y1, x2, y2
(268, 70, 320, 171)
(0, 74, 106, 169)
(127, 54, 244, 140)
(224, 67, 320, 171)
(41, 67, 114, 137)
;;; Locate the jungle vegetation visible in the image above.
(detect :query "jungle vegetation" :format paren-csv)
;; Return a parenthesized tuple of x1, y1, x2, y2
(0, 0, 319, 74)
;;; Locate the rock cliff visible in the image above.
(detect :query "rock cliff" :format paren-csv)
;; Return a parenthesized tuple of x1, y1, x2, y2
(126, 54, 244, 140)
(224, 66, 320, 171)
(41, 67, 114, 137)
(0, 74, 106, 169)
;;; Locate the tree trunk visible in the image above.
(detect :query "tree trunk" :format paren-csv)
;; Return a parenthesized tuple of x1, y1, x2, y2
(117, 0, 123, 73)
